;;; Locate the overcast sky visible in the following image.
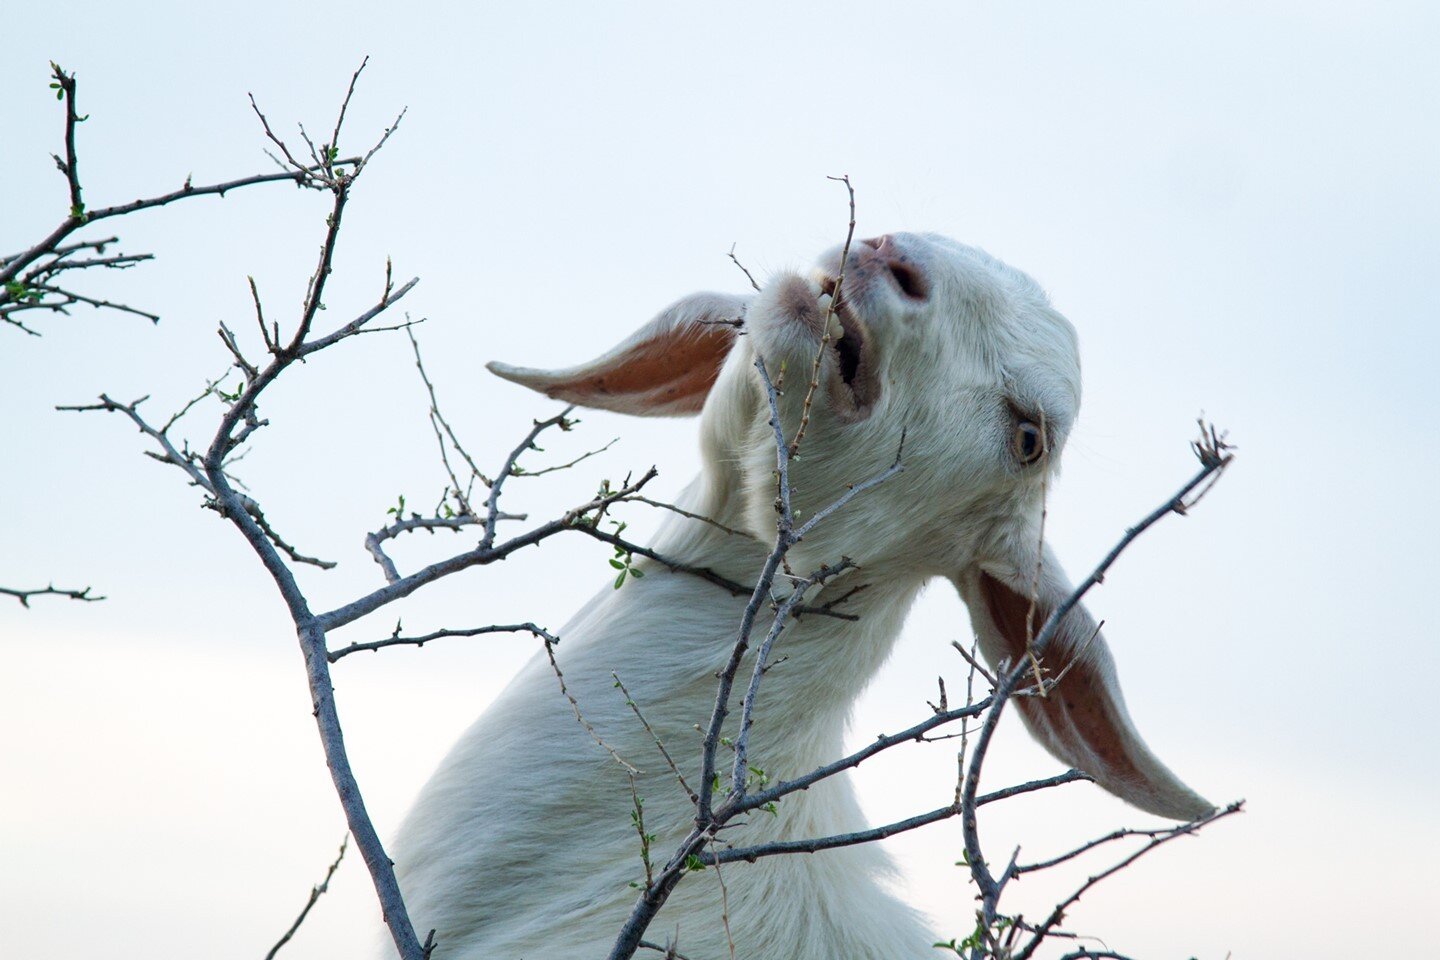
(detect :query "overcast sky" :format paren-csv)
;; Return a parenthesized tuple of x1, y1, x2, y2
(3, 3, 1437, 958)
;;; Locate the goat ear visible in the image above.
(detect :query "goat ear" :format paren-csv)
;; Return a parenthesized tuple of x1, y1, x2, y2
(952, 547, 1214, 820)
(486, 292, 748, 417)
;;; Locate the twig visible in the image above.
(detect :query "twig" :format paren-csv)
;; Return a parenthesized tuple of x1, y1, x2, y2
(788, 174, 856, 459)
(707, 772, 1087, 866)
(516, 437, 619, 477)
(740, 697, 991, 814)
(481, 408, 579, 548)
(1012, 801, 1244, 960)
(263, 835, 348, 960)
(315, 468, 662, 632)
(729, 560, 855, 798)
(0, 584, 104, 607)
(50, 63, 84, 218)
(616, 495, 754, 539)
(614, 673, 697, 803)
(1024, 409, 1050, 693)
(712, 855, 737, 960)
(325, 58, 368, 177)
(726, 242, 762, 293)
(329, 622, 555, 662)
(951, 639, 998, 689)
(406, 326, 491, 511)
(544, 638, 639, 775)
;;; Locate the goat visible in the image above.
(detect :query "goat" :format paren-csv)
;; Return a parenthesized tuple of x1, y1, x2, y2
(386, 233, 1212, 959)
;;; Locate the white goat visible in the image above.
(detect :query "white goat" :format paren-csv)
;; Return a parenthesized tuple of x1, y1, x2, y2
(387, 233, 1211, 959)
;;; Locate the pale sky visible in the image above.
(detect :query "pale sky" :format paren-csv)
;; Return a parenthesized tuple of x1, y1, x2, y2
(3, 3, 1437, 958)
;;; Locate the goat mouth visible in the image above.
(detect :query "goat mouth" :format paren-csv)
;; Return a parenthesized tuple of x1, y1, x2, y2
(816, 276, 878, 420)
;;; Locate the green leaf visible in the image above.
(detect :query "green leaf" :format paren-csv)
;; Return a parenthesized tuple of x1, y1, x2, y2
(613, 570, 627, 589)
(608, 558, 626, 569)
(682, 854, 706, 872)
(629, 567, 644, 579)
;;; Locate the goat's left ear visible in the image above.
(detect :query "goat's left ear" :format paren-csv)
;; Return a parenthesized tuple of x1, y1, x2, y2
(952, 546, 1214, 821)
(487, 292, 748, 417)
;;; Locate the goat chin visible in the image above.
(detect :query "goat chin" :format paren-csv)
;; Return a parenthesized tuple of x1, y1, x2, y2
(386, 232, 1213, 959)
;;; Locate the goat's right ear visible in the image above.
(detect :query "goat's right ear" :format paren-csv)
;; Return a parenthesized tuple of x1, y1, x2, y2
(953, 546, 1214, 821)
(487, 292, 748, 417)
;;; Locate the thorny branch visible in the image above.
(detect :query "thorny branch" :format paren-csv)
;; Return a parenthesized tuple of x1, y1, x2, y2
(604, 353, 907, 960)
(788, 174, 856, 458)
(2, 63, 362, 336)
(953, 422, 1237, 959)
(0, 583, 104, 607)
(54, 67, 438, 960)
(1011, 801, 1245, 960)
(328, 622, 556, 662)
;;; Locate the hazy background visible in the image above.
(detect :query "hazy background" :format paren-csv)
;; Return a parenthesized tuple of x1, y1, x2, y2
(3, 2, 1436, 957)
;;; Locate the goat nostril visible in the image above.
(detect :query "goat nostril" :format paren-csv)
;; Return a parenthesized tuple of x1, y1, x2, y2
(887, 261, 927, 299)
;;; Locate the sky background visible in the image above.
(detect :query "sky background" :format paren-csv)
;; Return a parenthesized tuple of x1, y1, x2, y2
(3, 2, 1437, 958)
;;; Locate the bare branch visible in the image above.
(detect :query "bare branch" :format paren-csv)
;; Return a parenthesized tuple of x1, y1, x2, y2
(544, 637, 638, 775)
(788, 174, 856, 459)
(49, 63, 84, 218)
(615, 495, 754, 539)
(1012, 801, 1245, 960)
(1, 583, 104, 607)
(263, 835, 348, 960)
(481, 408, 579, 548)
(959, 433, 1236, 940)
(637, 940, 695, 960)
(791, 430, 903, 541)
(326, 58, 369, 177)
(329, 622, 556, 662)
(406, 326, 491, 511)
(739, 699, 991, 813)
(729, 559, 855, 798)
(951, 638, 998, 689)
(316, 468, 663, 632)
(614, 673, 697, 803)
(514, 436, 619, 477)
(726, 242, 762, 293)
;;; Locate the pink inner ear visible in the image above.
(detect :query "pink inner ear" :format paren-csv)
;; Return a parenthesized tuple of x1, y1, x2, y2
(551, 324, 734, 414)
(978, 573, 1141, 784)
(973, 571, 1212, 820)
(488, 292, 747, 417)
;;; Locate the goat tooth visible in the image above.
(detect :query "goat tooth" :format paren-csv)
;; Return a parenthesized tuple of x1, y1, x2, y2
(826, 312, 845, 340)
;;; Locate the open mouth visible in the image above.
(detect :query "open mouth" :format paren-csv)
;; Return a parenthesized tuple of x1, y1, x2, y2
(816, 275, 877, 419)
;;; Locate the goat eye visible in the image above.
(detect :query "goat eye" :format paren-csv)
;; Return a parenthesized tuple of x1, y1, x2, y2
(1013, 420, 1045, 464)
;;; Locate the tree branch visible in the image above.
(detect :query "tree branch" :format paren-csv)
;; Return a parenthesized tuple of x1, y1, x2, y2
(329, 622, 555, 662)
(263, 835, 348, 960)
(0, 583, 104, 607)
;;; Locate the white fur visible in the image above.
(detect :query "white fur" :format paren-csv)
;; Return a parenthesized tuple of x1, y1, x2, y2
(387, 233, 1205, 959)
